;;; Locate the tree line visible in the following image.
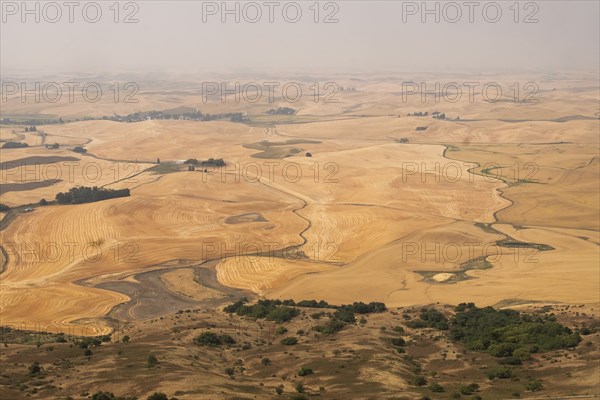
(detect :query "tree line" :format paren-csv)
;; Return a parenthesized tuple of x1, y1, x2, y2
(55, 186, 130, 205)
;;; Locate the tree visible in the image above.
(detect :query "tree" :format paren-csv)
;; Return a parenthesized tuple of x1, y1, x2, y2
(225, 367, 235, 376)
(2, 142, 28, 148)
(72, 146, 87, 153)
(39, 199, 48, 206)
(156, 158, 160, 164)
(0, 204, 9, 212)
(275, 385, 284, 395)
(55, 186, 130, 205)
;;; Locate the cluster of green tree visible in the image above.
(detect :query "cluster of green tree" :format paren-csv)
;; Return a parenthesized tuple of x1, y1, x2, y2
(56, 186, 130, 204)
(2, 141, 29, 148)
(280, 298, 386, 314)
(71, 146, 87, 153)
(76, 335, 110, 349)
(267, 107, 296, 115)
(313, 318, 347, 335)
(406, 308, 449, 330)
(24, 126, 37, 132)
(311, 302, 387, 335)
(103, 110, 248, 123)
(90, 392, 138, 400)
(89, 392, 175, 400)
(228, 113, 249, 122)
(194, 331, 235, 347)
(1, 118, 63, 125)
(183, 158, 225, 167)
(224, 299, 300, 323)
(449, 303, 581, 360)
(224, 298, 386, 324)
(408, 303, 581, 363)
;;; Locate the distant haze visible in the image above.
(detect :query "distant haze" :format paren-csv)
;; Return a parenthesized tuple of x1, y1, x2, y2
(1, 1, 599, 76)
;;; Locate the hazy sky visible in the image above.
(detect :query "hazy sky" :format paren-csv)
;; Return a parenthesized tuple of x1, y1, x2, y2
(1, 1, 599, 76)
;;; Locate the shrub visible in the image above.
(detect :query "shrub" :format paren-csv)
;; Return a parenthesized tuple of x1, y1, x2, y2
(298, 367, 314, 376)
(498, 356, 523, 365)
(220, 335, 235, 345)
(333, 309, 356, 323)
(281, 337, 298, 345)
(276, 326, 288, 335)
(195, 332, 222, 346)
(295, 383, 305, 393)
(513, 347, 531, 360)
(525, 379, 543, 392)
(429, 382, 445, 392)
(407, 308, 449, 330)
(460, 383, 479, 395)
(0, 204, 9, 212)
(266, 306, 300, 323)
(413, 375, 428, 386)
(275, 385, 284, 395)
(91, 392, 115, 400)
(147, 393, 168, 400)
(261, 357, 271, 366)
(194, 332, 234, 347)
(225, 367, 234, 376)
(313, 318, 346, 335)
(487, 366, 514, 380)
(28, 361, 42, 376)
(147, 354, 158, 368)
(391, 338, 406, 347)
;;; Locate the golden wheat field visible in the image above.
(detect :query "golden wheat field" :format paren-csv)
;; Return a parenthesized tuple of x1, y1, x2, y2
(0, 75, 598, 338)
